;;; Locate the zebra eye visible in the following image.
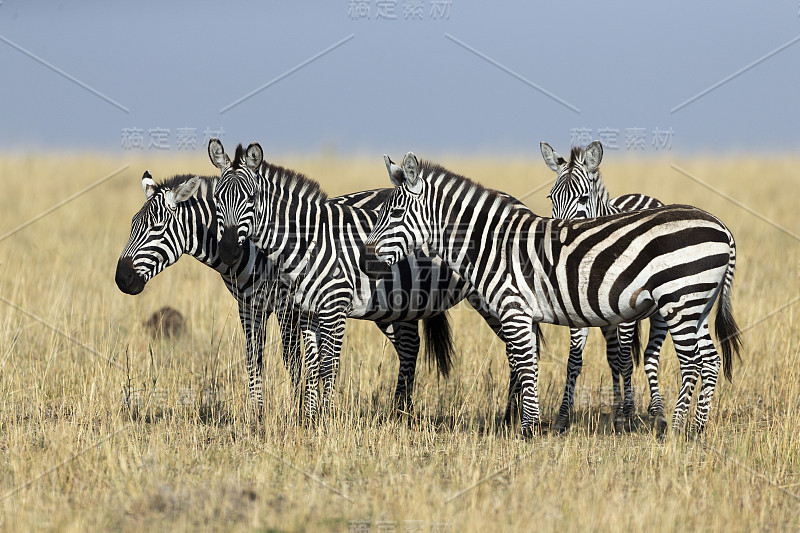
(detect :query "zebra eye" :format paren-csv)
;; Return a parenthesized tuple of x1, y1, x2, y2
(390, 208, 404, 219)
(578, 195, 589, 205)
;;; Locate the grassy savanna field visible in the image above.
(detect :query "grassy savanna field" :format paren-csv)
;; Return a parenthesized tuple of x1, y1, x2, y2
(0, 150, 799, 532)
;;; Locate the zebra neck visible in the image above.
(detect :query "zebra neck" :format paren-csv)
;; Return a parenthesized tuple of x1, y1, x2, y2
(176, 197, 221, 268)
(433, 186, 516, 285)
(258, 186, 325, 276)
(594, 173, 614, 216)
(596, 198, 616, 217)
(179, 193, 257, 283)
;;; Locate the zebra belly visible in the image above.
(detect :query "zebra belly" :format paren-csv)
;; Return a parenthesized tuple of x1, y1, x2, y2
(350, 251, 469, 320)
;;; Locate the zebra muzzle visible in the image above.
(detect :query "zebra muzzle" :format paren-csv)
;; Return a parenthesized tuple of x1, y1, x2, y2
(115, 257, 146, 295)
(219, 225, 243, 266)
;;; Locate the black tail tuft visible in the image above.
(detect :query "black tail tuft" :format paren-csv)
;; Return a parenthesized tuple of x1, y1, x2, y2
(534, 323, 546, 350)
(422, 312, 455, 379)
(630, 321, 642, 367)
(715, 277, 742, 382)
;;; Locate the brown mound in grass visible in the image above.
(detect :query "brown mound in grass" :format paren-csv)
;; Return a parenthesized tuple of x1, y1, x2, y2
(144, 306, 185, 338)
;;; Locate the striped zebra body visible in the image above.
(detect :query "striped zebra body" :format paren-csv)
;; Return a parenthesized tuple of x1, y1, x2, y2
(367, 152, 741, 436)
(208, 140, 513, 422)
(114, 171, 453, 414)
(542, 141, 668, 430)
(610, 193, 663, 212)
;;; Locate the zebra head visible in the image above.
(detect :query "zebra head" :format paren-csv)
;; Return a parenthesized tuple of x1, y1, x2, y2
(541, 140, 604, 219)
(366, 152, 430, 265)
(209, 138, 263, 267)
(116, 171, 203, 295)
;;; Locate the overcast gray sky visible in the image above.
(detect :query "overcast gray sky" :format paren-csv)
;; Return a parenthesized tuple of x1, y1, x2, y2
(1, 1, 798, 156)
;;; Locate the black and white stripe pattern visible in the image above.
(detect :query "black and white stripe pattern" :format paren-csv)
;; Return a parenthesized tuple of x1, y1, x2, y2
(367, 152, 742, 436)
(542, 140, 668, 430)
(114, 171, 453, 413)
(208, 140, 514, 422)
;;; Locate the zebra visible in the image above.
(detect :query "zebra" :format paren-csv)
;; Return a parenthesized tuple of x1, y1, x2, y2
(114, 170, 454, 414)
(206, 139, 551, 424)
(366, 151, 742, 437)
(541, 140, 668, 432)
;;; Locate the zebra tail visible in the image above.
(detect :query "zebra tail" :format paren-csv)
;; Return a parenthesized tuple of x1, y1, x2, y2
(715, 241, 742, 382)
(630, 321, 642, 367)
(534, 323, 546, 350)
(422, 312, 455, 379)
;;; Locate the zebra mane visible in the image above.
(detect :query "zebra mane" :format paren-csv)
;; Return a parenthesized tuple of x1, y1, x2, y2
(227, 143, 328, 202)
(555, 146, 591, 182)
(257, 160, 329, 202)
(593, 171, 610, 204)
(558, 146, 610, 196)
(569, 146, 584, 164)
(419, 160, 519, 210)
(154, 174, 218, 202)
(570, 146, 611, 200)
(230, 144, 247, 170)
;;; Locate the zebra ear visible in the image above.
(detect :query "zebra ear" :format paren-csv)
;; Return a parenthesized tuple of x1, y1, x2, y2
(142, 171, 157, 200)
(172, 176, 203, 203)
(584, 140, 603, 174)
(245, 142, 264, 172)
(402, 152, 420, 183)
(208, 138, 230, 170)
(384, 155, 405, 187)
(540, 142, 566, 172)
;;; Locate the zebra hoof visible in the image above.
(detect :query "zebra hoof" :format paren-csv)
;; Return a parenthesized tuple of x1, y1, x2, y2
(392, 399, 414, 417)
(248, 404, 264, 420)
(653, 415, 668, 438)
(502, 404, 521, 428)
(552, 415, 570, 434)
(246, 395, 263, 411)
(518, 424, 543, 440)
(685, 424, 704, 442)
(613, 412, 629, 433)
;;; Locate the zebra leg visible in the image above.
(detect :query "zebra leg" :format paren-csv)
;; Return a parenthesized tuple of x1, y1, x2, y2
(467, 301, 518, 427)
(643, 314, 669, 432)
(318, 306, 348, 416)
(600, 326, 624, 427)
(488, 319, 521, 428)
(480, 312, 520, 427)
(665, 316, 702, 434)
(275, 300, 304, 400)
(615, 322, 637, 430)
(504, 364, 521, 427)
(693, 322, 721, 436)
(374, 321, 420, 414)
(237, 297, 268, 410)
(500, 312, 541, 437)
(299, 313, 322, 424)
(554, 327, 589, 433)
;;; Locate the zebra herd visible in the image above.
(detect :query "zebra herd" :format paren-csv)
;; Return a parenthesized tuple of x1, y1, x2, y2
(115, 138, 742, 437)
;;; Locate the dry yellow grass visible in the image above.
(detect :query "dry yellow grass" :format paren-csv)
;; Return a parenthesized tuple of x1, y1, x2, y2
(0, 150, 798, 531)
